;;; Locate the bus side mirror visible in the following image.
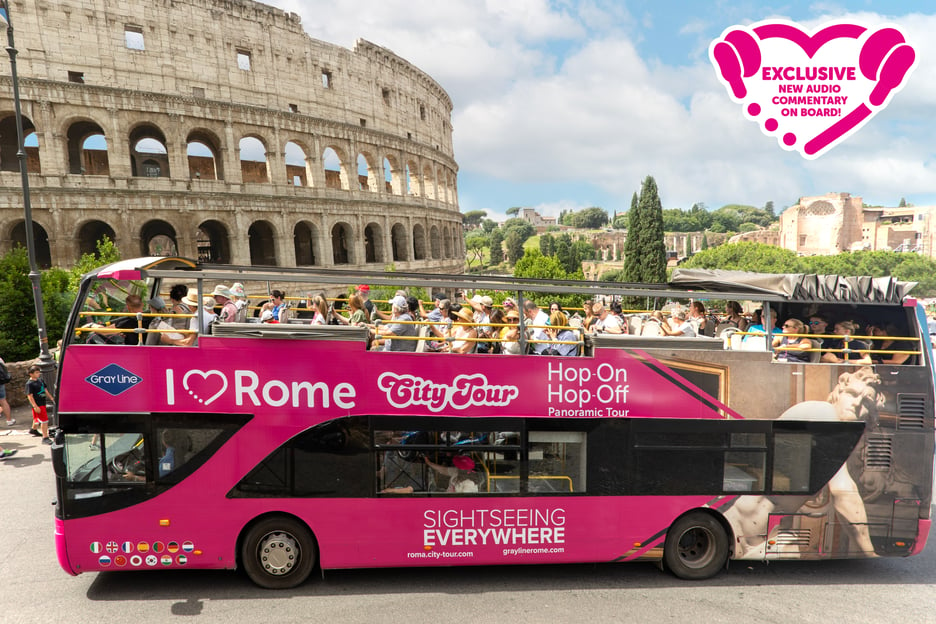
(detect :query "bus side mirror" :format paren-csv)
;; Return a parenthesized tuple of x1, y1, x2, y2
(51, 429, 66, 478)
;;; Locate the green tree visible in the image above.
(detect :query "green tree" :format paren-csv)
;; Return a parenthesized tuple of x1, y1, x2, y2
(568, 207, 609, 229)
(539, 233, 556, 257)
(637, 175, 666, 283)
(481, 218, 498, 233)
(501, 218, 535, 242)
(764, 200, 775, 218)
(461, 210, 487, 229)
(612, 213, 628, 229)
(682, 241, 803, 273)
(622, 191, 641, 282)
(68, 235, 122, 291)
(506, 206, 521, 217)
(899, 197, 907, 207)
(465, 231, 488, 269)
(488, 228, 504, 265)
(513, 249, 585, 308)
(505, 230, 525, 265)
(0, 247, 74, 362)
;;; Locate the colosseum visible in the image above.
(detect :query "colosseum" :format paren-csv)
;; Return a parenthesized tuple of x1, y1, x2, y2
(0, 0, 464, 272)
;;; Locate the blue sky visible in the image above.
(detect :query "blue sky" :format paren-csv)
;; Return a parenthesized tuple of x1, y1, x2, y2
(266, 1, 936, 220)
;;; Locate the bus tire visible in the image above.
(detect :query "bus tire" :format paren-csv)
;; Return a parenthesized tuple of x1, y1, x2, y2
(241, 516, 317, 589)
(663, 512, 729, 580)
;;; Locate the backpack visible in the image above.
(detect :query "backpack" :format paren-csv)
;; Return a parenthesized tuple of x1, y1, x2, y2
(0, 360, 9, 385)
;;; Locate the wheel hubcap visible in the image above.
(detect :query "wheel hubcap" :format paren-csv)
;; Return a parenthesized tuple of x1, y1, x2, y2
(677, 527, 715, 568)
(258, 531, 300, 576)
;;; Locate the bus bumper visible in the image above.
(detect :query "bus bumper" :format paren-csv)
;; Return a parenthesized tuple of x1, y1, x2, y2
(908, 519, 931, 556)
(55, 517, 78, 576)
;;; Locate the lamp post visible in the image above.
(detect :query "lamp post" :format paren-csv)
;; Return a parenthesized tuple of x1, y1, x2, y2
(0, 2, 56, 387)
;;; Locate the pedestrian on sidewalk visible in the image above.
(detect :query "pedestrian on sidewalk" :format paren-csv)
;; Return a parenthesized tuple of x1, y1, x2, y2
(0, 354, 12, 427)
(26, 364, 55, 444)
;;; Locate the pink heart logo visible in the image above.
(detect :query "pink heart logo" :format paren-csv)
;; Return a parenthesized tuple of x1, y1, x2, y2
(182, 369, 228, 405)
(710, 20, 916, 159)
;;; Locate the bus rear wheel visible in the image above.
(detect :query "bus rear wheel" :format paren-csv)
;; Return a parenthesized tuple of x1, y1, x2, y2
(241, 517, 316, 589)
(663, 513, 729, 580)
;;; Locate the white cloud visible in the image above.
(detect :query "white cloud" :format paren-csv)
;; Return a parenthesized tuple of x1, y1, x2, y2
(263, 1, 936, 210)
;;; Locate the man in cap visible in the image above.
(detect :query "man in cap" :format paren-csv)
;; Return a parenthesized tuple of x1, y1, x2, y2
(468, 294, 495, 353)
(356, 284, 376, 320)
(373, 295, 417, 352)
(211, 284, 238, 323)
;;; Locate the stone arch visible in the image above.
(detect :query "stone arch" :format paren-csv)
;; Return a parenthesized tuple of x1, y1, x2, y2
(77, 219, 117, 257)
(364, 222, 384, 263)
(239, 135, 269, 183)
(430, 225, 442, 259)
(10, 219, 51, 268)
(413, 223, 426, 260)
(383, 155, 402, 195)
(331, 221, 354, 265)
(66, 119, 109, 175)
(0, 114, 40, 173)
(422, 163, 436, 200)
(140, 219, 178, 256)
(196, 220, 231, 263)
(285, 140, 311, 187)
(294, 220, 321, 266)
(187, 129, 223, 180)
(443, 225, 452, 258)
(357, 152, 376, 191)
(323, 145, 348, 190)
(129, 123, 170, 178)
(248, 220, 277, 265)
(391, 222, 408, 262)
(405, 160, 420, 196)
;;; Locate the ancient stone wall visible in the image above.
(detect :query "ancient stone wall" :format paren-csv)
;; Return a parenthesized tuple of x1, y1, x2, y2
(0, 0, 464, 272)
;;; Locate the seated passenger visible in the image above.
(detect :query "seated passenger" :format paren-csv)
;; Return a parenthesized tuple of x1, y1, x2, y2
(87, 294, 145, 345)
(308, 294, 328, 325)
(743, 308, 766, 341)
(543, 311, 578, 356)
(591, 301, 624, 334)
(424, 454, 479, 493)
(821, 321, 871, 364)
(722, 301, 749, 332)
(442, 306, 478, 354)
(659, 309, 696, 337)
(772, 318, 812, 363)
(500, 309, 522, 354)
(867, 323, 917, 365)
(373, 295, 417, 352)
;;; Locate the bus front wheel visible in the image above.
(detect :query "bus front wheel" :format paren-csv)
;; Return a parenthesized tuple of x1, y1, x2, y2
(663, 513, 729, 580)
(241, 517, 317, 589)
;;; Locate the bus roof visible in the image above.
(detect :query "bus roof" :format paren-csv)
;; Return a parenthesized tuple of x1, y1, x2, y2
(85, 257, 915, 305)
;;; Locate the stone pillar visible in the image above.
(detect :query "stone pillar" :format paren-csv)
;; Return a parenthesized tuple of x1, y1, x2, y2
(223, 122, 241, 184)
(106, 109, 132, 178)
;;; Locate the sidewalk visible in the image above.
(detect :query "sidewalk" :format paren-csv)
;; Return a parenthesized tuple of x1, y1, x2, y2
(0, 402, 53, 455)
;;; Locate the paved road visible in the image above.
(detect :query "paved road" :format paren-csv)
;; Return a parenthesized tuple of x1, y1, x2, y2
(2, 403, 936, 624)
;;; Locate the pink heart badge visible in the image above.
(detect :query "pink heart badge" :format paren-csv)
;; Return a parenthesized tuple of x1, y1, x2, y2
(709, 20, 917, 159)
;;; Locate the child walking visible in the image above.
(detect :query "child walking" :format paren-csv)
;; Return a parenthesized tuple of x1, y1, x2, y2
(26, 365, 55, 445)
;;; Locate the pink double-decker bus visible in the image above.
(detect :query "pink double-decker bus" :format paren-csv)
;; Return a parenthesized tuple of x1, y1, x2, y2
(51, 257, 935, 588)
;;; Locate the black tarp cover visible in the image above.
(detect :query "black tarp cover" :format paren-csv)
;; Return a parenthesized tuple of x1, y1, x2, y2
(670, 269, 915, 304)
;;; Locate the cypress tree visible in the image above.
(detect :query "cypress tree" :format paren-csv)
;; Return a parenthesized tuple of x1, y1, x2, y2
(638, 175, 667, 283)
(489, 228, 504, 265)
(622, 191, 641, 282)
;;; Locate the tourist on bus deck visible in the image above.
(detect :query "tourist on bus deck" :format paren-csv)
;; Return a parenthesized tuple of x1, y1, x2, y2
(212, 285, 238, 323)
(468, 295, 494, 353)
(229, 282, 248, 322)
(867, 323, 917, 365)
(444, 306, 479, 354)
(523, 300, 551, 353)
(500, 309, 523, 355)
(26, 364, 54, 445)
(374, 295, 417, 352)
(308, 294, 329, 325)
(356, 284, 376, 320)
(259, 290, 288, 323)
(743, 309, 767, 342)
(660, 309, 697, 337)
(591, 301, 624, 335)
(808, 313, 830, 346)
(821, 321, 872, 364)
(688, 301, 709, 336)
(723, 301, 749, 332)
(544, 311, 578, 356)
(111, 294, 145, 346)
(773, 318, 812, 363)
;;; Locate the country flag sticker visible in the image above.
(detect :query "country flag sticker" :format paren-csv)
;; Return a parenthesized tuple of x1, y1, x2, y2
(167, 541, 179, 554)
(98, 555, 112, 567)
(115, 555, 127, 567)
(137, 542, 150, 553)
(130, 555, 142, 567)
(121, 541, 133, 553)
(106, 541, 118, 553)
(145, 555, 158, 566)
(161, 555, 172, 566)
(182, 541, 194, 553)
(176, 555, 187, 566)
(90, 542, 103, 554)
(153, 541, 165, 553)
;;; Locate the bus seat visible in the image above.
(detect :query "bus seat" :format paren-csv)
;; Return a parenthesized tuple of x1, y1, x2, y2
(415, 325, 430, 353)
(740, 335, 767, 351)
(808, 339, 822, 363)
